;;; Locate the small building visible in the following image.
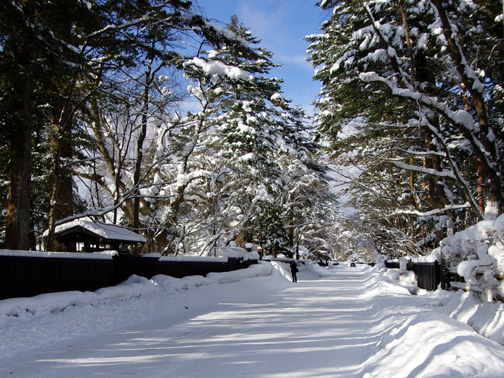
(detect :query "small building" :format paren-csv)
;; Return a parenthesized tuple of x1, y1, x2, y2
(46, 218, 147, 253)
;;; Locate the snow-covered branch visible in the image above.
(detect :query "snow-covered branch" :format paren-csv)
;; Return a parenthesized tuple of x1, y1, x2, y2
(392, 161, 455, 179)
(396, 203, 471, 218)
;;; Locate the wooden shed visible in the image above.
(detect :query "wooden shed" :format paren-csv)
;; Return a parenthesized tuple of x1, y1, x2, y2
(47, 218, 147, 253)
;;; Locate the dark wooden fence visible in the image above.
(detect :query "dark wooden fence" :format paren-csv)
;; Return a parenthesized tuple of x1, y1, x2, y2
(0, 253, 257, 300)
(385, 260, 445, 291)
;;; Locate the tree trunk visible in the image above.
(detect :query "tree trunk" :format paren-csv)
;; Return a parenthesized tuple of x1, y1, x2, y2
(5, 126, 32, 250)
(4, 0, 35, 250)
(475, 156, 485, 214)
(432, 0, 502, 216)
(46, 141, 74, 251)
(131, 58, 153, 252)
(46, 99, 75, 251)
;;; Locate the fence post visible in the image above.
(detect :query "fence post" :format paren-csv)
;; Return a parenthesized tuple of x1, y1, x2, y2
(399, 257, 408, 271)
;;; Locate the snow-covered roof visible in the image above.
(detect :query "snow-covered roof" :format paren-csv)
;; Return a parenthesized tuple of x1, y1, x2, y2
(214, 247, 260, 261)
(52, 218, 147, 244)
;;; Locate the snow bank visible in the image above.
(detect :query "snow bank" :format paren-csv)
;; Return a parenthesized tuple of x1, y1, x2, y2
(0, 262, 271, 322)
(270, 261, 293, 280)
(381, 268, 418, 294)
(440, 290, 504, 345)
(362, 267, 414, 299)
(353, 267, 504, 376)
(206, 263, 272, 283)
(360, 303, 504, 377)
(391, 214, 504, 345)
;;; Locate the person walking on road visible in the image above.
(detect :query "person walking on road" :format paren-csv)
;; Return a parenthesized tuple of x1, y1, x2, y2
(290, 261, 298, 282)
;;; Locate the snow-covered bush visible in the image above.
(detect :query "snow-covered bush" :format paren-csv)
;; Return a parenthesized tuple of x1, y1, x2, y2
(433, 215, 504, 301)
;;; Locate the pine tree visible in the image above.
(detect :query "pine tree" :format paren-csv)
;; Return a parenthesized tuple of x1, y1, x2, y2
(179, 16, 330, 256)
(0, 0, 93, 249)
(0, 0, 213, 250)
(308, 0, 503, 254)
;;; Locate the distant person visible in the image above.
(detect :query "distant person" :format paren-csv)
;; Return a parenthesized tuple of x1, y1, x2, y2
(290, 261, 298, 282)
(257, 247, 263, 260)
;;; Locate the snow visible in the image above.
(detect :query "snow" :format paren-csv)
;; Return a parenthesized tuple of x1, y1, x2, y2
(452, 109, 476, 131)
(2, 262, 504, 377)
(159, 255, 228, 262)
(251, 183, 275, 204)
(213, 245, 260, 260)
(0, 249, 115, 259)
(440, 289, 504, 345)
(184, 57, 253, 81)
(202, 21, 249, 47)
(47, 218, 147, 244)
(496, 215, 504, 239)
(429, 215, 504, 298)
(271, 92, 283, 103)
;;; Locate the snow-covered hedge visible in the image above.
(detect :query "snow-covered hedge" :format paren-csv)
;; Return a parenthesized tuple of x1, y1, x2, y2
(429, 214, 504, 301)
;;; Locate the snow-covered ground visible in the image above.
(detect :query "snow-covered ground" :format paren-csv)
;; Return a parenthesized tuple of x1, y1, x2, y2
(1, 262, 504, 377)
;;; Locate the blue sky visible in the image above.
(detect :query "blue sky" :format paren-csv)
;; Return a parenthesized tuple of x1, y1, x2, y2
(193, 0, 330, 114)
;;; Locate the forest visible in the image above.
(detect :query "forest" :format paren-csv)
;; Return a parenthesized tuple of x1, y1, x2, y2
(0, 0, 502, 261)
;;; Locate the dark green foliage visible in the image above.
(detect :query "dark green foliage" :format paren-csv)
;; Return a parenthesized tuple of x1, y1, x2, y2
(307, 0, 503, 256)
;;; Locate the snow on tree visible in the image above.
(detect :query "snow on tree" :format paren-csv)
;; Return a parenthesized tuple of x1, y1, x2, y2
(307, 0, 503, 256)
(0, 0, 213, 250)
(0, 2, 337, 256)
(172, 16, 334, 256)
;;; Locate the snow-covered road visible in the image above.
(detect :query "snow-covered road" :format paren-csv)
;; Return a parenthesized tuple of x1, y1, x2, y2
(2, 263, 504, 377)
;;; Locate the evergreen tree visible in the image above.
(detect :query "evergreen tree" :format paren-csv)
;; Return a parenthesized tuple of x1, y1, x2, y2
(308, 0, 503, 254)
(181, 16, 329, 256)
(0, 0, 94, 249)
(0, 0, 213, 250)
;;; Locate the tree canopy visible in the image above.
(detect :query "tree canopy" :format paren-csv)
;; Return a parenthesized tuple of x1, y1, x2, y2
(0, 1, 336, 257)
(4, 0, 501, 262)
(307, 0, 503, 255)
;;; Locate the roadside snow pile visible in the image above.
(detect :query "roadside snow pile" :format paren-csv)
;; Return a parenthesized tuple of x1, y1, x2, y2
(440, 289, 504, 345)
(0, 262, 272, 321)
(360, 296, 504, 378)
(358, 272, 504, 378)
(270, 261, 293, 280)
(381, 268, 418, 294)
(362, 267, 414, 299)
